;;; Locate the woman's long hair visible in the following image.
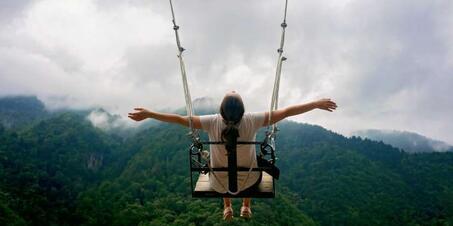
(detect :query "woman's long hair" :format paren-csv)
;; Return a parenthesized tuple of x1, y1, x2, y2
(220, 92, 245, 150)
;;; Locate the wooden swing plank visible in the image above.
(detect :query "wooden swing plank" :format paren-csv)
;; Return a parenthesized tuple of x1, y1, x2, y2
(192, 172, 274, 198)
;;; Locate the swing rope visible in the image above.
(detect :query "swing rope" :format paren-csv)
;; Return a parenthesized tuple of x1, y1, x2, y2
(169, 0, 289, 140)
(168, 0, 289, 195)
(169, 0, 198, 141)
(268, 0, 288, 139)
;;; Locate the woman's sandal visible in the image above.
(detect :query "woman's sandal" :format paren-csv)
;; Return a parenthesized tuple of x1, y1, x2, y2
(223, 206, 233, 221)
(240, 206, 252, 219)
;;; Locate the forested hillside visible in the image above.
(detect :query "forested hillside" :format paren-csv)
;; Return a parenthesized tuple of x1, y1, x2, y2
(1, 97, 452, 226)
(0, 96, 49, 129)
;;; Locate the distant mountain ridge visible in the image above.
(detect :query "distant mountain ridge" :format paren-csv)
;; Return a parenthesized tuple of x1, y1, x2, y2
(0, 96, 49, 129)
(2, 95, 452, 154)
(353, 129, 453, 153)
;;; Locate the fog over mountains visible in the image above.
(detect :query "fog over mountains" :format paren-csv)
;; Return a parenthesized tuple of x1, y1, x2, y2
(353, 129, 453, 154)
(2, 95, 451, 155)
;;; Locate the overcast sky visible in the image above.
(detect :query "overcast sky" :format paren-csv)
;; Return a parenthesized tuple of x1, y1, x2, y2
(0, 0, 452, 143)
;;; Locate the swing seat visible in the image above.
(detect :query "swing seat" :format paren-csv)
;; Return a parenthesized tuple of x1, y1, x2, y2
(192, 172, 274, 198)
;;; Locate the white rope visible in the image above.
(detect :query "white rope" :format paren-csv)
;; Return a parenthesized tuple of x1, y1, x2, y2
(268, 0, 288, 136)
(169, 0, 197, 139)
(208, 154, 257, 195)
(168, 0, 289, 196)
(192, 147, 257, 195)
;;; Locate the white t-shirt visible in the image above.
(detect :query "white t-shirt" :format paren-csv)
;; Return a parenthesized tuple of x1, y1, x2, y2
(199, 112, 265, 193)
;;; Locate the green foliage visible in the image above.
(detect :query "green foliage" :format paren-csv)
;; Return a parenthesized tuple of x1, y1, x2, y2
(276, 122, 453, 225)
(0, 113, 125, 225)
(0, 110, 452, 225)
(0, 96, 48, 130)
(0, 191, 27, 226)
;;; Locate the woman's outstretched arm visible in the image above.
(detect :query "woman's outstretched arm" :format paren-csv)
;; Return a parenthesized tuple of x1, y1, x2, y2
(128, 108, 202, 129)
(263, 98, 337, 126)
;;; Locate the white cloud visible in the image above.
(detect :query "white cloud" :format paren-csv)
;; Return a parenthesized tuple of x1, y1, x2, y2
(0, 0, 452, 144)
(86, 108, 130, 130)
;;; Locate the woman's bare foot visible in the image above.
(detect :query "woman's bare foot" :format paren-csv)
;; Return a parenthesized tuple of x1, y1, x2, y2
(223, 206, 233, 221)
(240, 198, 252, 218)
(240, 206, 252, 219)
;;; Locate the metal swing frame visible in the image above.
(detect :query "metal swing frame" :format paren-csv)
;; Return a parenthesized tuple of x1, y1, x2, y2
(167, 0, 289, 198)
(189, 137, 277, 198)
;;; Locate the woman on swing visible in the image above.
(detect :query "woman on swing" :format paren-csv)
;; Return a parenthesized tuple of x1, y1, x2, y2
(129, 91, 337, 220)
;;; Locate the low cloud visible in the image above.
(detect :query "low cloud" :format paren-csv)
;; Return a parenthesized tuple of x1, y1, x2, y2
(1, 0, 452, 143)
(86, 108, 130, 131)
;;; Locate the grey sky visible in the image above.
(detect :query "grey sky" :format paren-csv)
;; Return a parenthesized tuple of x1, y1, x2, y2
(0, 0, 452, 144)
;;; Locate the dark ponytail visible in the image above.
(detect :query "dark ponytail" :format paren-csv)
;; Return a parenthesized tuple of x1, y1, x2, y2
(220, 93, 245, 150)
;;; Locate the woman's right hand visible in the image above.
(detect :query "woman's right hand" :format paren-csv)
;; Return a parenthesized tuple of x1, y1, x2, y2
(315, 99, 337, 112)
(128, 108, 151, 121)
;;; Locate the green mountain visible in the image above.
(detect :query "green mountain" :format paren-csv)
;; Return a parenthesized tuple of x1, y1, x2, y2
(0, 113, 127, 225)
(0, 96, 49, 129)
(353, 129, 453, 153)
(1, 96, 452, 226)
